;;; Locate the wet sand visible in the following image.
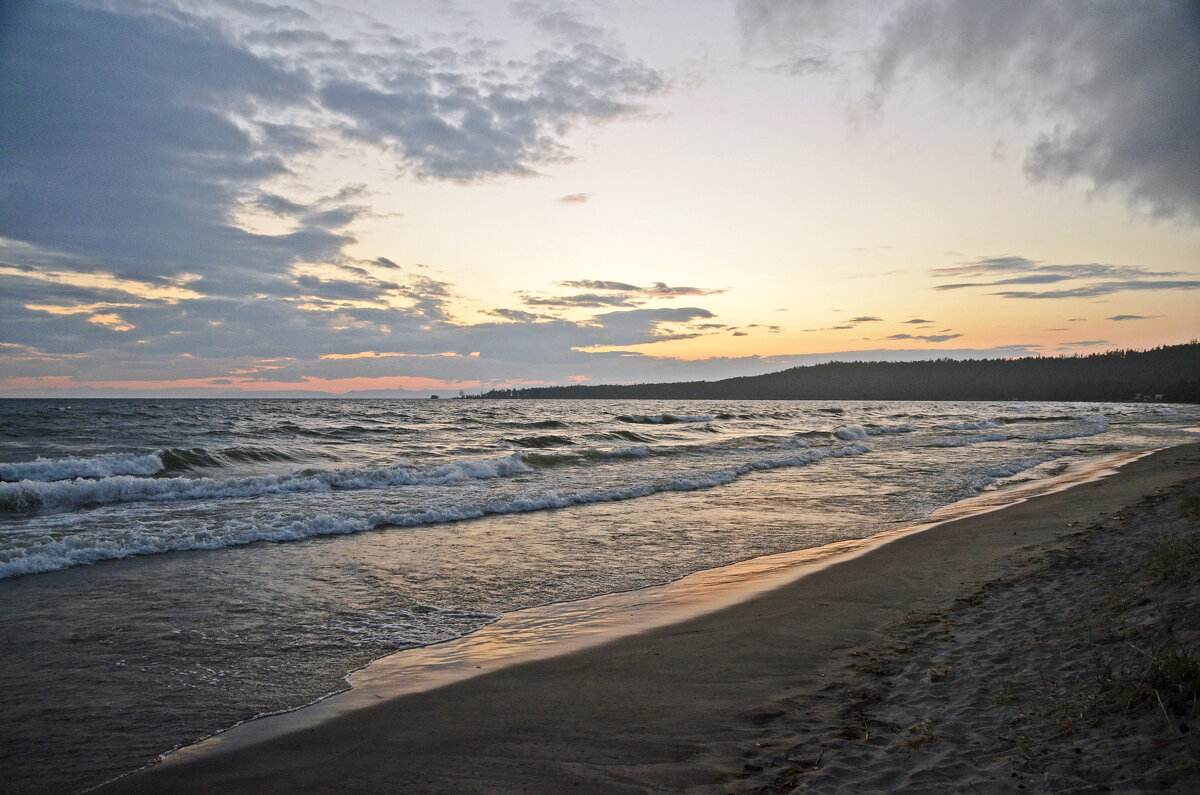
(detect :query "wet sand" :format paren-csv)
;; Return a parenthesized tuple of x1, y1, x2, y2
(98, 443, 1200, 793)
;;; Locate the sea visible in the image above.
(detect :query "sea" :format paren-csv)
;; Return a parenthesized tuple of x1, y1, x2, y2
(1, 397, 1197, 792)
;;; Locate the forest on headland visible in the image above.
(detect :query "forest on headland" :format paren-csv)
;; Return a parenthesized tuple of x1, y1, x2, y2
(481, 343, 1200, 403)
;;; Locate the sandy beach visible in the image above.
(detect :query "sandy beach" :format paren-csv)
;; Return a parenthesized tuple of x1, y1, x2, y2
(98, 443, 1200, 793)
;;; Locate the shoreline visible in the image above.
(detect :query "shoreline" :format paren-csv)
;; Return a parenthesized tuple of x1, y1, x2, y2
(96, 444, 1200, 792)
(110, 448, 1151, 771)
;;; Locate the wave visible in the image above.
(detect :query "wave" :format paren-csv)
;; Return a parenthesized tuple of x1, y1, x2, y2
(982, 453, 1076, 481)
(605, 429, 655, 443)
(945, 419, 1003, 430)
(0, 452, 166, 482)
(867, 424, 915, 435)
(517, 445, 650, 467)
(158, 448, 223, 471)
(994, 414, 1078, 424)
(925, 432, 1007, 448)
(509, 435, 573, 448)
(832, 424, 914, 441)
(617, 413, 712, 424)
(0, 443, 871, 578)
(500, 419, 568, 429)
(0, 445, 310, 484)
(0, 454, 535, 515)
(1025, 415, 1109, 442)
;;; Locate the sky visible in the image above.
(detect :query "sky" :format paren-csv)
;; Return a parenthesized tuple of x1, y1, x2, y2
(0, 0, 1198, 398)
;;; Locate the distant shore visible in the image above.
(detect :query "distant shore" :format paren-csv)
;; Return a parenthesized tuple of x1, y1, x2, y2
(99, 443, 1200, 793)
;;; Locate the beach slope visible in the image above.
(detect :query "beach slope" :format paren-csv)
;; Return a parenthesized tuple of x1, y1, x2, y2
(100, 444, 1200, 793)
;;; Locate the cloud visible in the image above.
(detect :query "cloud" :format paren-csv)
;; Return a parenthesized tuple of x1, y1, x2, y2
(523, 292, 641, 308)
(490, 308, 555, 322)
(991, 281, 1200, 300)
(510, 1, 606, 42)
(931, 256, 1180, 281)
(803, 314, 885, 332)
(0, 1, 679, 392)
(559, 279, 640, 291)
(0, 1, 664, 288)
(318, 37, 662, 181)
(739, 0, 1200, 222)
(643, 281, 726, 297)
(525, 279, 725, 308)
(1107, 314, 1160, 321)
(0, 2, 345, 286)
(903, 318, 933, 324)
(558, 192, 592, 204)
(886, 333, 962, 343)
(929, 255, 1200, 299)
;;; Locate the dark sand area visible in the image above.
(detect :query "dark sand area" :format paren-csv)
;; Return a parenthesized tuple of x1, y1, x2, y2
(98, 444, 1200, 793)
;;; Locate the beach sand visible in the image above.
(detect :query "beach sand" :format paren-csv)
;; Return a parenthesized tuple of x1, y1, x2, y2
(98, 443, 1200, 793)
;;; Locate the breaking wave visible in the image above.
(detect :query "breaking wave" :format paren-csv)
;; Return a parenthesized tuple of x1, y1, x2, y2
(0, 443, 871, 578)
(617, 413, 713, 424)
(0, 455, 535, 515)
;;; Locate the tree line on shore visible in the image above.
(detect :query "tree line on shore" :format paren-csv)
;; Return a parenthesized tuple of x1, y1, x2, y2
(481, 342, 1200, 402)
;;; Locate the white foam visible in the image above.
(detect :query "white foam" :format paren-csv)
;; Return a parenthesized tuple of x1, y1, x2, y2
(833, 426, 869, 440)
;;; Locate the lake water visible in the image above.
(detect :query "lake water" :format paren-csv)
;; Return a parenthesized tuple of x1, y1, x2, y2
(1, 397, 1196, 792)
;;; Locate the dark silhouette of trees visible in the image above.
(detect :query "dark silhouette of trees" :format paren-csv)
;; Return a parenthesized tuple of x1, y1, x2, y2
(482, 343, 1200, 402)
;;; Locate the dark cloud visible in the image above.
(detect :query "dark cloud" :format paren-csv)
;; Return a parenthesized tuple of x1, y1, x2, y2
(848, 315, 883, 323)
(903, 318, 933, 324)
(0, 1, 675, 391)
(0, 1, 663, 286)
(294, 274, 400, 302)
(740, 0, 1200, 222)
(1108, 314, 1159, 321)
(490, 308, 555, 322)
(558, 193, 592, 204)
(0, 2, 340, 284)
